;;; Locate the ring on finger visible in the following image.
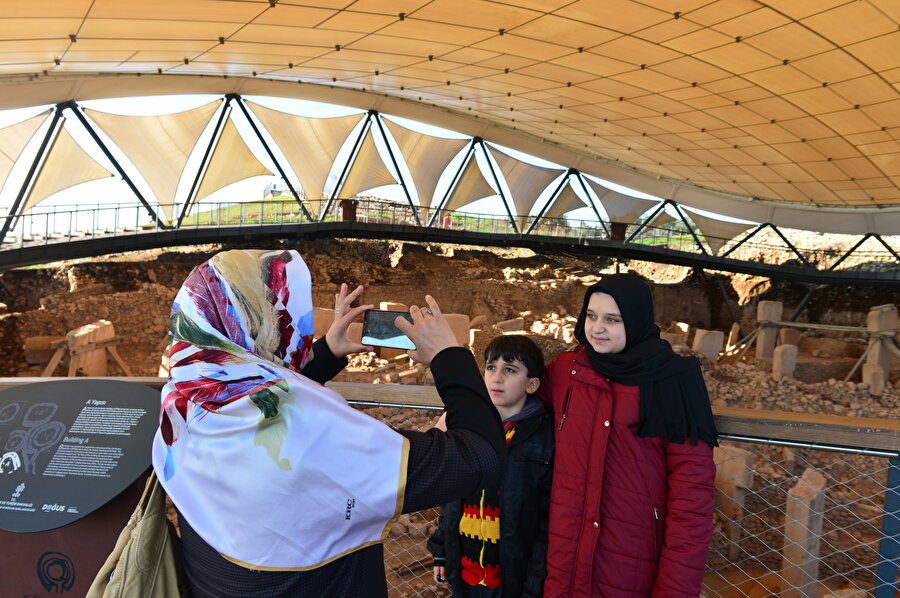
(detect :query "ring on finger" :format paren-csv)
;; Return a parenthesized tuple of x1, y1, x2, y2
(424, 309, 433, 316)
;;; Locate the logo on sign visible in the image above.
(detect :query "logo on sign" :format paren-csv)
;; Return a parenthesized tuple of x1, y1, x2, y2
(37, 551, 75, 593)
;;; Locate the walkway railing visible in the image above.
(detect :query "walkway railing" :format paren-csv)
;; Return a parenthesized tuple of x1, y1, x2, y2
(1, 199, 897, 276)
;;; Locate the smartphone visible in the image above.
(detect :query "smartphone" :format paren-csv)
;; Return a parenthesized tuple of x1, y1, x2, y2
(362, 309, 416, 351)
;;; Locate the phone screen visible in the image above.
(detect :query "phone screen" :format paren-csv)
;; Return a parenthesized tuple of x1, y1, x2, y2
(362, 310, 416, 350)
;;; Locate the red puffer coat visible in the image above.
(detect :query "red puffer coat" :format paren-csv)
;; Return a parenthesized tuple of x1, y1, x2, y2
(537, 347, 715, 597)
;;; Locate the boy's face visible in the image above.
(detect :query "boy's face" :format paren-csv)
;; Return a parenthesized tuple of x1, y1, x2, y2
(483, 356, 539, 414)
(584, 292, 627, 354)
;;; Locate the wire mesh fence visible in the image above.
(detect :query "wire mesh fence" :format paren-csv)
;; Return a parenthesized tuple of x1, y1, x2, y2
(353, 403, 900, 598)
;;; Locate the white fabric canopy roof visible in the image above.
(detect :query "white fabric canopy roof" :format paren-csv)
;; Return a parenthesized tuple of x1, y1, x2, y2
(0, 111, 48, 199)
(194, 118, 272, 205)
(486, 145, 565, 216)
(336, 129, 398, 199)
(585, 179, 660, 224)
(247, 101, 363, 204)
(543, 182, 589, 220)
(681, 208, 755, 255)
(24, 126, 112, 212)
(443, 155, 497, 213)
(1, 1, 900, 233)
(85, 101, 220, 222)
(646, 210, 676, 229)
(382, 118, 469, 208)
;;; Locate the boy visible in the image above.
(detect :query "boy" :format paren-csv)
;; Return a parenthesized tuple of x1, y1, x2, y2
(428, 335, 554, 597)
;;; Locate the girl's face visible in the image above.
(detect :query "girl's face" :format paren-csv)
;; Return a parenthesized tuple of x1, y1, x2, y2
(584, 292, 627, 354)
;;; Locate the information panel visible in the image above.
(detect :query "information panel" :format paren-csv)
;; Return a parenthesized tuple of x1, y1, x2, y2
(0, 379, 159, 532)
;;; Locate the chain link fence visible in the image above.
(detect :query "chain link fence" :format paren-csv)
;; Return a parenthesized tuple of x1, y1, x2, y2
(354, 403, 900, 598)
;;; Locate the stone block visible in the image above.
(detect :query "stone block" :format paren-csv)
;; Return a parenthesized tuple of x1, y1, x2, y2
(773, 344, 799, 380)
(444, 313, 470, 347)
(398, 369, 418, 385)
(756, 301, 782, 360)
(23, 335, 64, 365)
(862, 363, 886, 397)
(668, 321, 690, 334)
(495, 317, 524, 332)
(469, 315, 489, 328)
(866, 339, 892, 384)
(692, 329, 724, 363)
(380, 301, 408, 313)
(66, 320, 115, 376)
(347, 322, 362, 345)
(313, 307, 334, 339)
(726, 323, 741, 349)
(714, 445, 753, 561)
(781, 469, 826, 598)
(867, 304, 897, 332)
(378, 346, 408, 360)
(660, 331, 687, 347)
(779, 327, 801, 346)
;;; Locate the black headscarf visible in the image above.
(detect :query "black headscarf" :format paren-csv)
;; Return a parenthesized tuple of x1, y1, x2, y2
(574, 274, 717, 447)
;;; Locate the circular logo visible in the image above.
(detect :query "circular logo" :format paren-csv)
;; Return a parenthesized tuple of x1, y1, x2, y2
(38, 551, 76, 593)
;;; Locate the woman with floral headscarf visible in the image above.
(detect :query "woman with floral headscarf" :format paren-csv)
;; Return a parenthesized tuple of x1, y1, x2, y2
(152, 249, 505, 597)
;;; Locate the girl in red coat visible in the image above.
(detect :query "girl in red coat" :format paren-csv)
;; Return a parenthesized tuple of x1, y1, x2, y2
(538, 274, 718, 597)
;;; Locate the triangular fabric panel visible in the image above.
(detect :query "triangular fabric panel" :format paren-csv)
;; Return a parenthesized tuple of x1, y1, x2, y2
(247, 101, 363, 203)
(23, 127, 113, 212)
(85, 101, 221, 223)
(193, 118, 272, 205)
(647, 210, 675, 229)
(443, 155, 497, 213)
(383, 118, 469, 208)
(682, 207, 755, 255)
(0, 110, 50, 198)
(487, 145, 565, 216)
(585, 178, 660, 224)
(543, 182, 588, 220)
(336, 130, 398, 199)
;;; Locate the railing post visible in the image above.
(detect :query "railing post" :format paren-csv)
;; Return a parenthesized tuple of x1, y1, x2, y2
(874, 456, 900, 597)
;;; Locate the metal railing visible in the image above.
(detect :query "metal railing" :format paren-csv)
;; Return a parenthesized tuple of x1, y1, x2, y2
(0, 198, 897, 274)
(349, 399, 900, 598)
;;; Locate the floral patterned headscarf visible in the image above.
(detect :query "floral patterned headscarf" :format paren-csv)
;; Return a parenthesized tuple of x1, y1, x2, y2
(151, 249, 407, 570)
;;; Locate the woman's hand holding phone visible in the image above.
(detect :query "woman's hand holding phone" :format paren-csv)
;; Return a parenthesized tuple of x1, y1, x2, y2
(325, 283, 373, 358)
(394, 295, 458, 366)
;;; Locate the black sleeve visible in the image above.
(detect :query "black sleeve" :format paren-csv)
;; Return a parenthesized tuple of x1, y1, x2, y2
(426, 507, 447, 565)
(300, 337, 348, 384)
(523, 423, 554, 597)
(399, 346, 505, 513)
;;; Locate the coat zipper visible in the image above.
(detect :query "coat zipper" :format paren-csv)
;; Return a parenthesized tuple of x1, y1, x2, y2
(653, 506, 662, 562)
(558, 388, 572, 431)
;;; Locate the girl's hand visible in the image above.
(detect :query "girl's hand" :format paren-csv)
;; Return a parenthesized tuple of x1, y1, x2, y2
(433, 565, 448, 586)
(324, 283, 373, 358)
(394, 295, 457, 366)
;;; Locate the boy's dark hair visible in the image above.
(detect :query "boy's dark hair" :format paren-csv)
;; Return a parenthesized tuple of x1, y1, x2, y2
(483, 335, 544, 378)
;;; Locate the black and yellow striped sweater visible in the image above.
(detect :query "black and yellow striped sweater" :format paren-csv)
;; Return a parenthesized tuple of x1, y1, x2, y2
(457, 422, 517, 588)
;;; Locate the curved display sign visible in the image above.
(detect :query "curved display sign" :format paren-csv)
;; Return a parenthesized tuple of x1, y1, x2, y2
(0, 379, 158, 532)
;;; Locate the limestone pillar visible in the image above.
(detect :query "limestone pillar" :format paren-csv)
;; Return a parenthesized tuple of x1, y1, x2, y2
(779, 328, 801, 347)
(443, 313, 471, 347)
(692, 329, 724, 363)
(864, 304, 896, 396)
(313, 307, 335, 339)
(66, 320, 115, 376)
(714, 445, 753, 561)
(756, 301, 783, 359)
(781, 468, 826, 598)
(773, 345, 798, 380)
(726, 323, 741, 350)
